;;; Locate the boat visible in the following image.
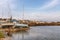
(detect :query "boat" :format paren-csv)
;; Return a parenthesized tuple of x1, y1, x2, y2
(0, 19, 29, 32)
(0, 0, 29, 32)
(13, 19, 29, 31)
(0, 23, 29, 32)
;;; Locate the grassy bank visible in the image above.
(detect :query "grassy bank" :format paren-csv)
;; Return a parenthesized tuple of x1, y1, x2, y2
(0, 32, 5, 38)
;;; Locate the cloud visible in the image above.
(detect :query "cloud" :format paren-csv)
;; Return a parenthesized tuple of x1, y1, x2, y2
(12, 11, 60, 22)
(0, 0, 16, 18)
(23, 11, 60, 22)
(0, 0, 16, 9)
(40, 0, 59, 10)
(0, 0, 60, 22)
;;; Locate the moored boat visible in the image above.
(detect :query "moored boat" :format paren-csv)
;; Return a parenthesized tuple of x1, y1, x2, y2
(0, 22, 29, 32)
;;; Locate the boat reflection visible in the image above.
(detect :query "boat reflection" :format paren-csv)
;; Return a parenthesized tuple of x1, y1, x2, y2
(11, 30, 29, 40)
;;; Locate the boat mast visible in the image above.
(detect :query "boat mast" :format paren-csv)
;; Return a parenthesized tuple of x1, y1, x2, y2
(7, 1, 12, 22)
(2, 8, 3, 19)
(22, 0, 24, 20)
(21, 1, 25, 40)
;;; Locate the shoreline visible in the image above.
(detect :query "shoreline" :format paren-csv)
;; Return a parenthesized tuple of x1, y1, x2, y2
(29, 25, 60, 26)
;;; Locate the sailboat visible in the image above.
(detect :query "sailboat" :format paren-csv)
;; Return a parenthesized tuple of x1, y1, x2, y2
(0, 1, 29, 32)
(13, 0, 29, 31)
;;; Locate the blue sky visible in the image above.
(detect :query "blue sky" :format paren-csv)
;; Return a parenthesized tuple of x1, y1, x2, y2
(0, 0, 60, 22)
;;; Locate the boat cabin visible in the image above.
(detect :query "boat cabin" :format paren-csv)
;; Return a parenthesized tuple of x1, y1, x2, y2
(1, 23, 14, 29)
(14, 23, 28, 28)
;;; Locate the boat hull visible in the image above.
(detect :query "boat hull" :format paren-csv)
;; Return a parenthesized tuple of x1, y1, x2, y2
(0, 28, 29, 32)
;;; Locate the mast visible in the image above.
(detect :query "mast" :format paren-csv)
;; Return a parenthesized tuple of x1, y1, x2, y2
(2, 8, 3, 19)
(7, 1, 12, 22)
(21, 1, 25, 40)
(22, 0, 24, 20)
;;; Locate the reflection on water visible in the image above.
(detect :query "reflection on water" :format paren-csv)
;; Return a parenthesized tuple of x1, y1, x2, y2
(10, 26, 60, 40)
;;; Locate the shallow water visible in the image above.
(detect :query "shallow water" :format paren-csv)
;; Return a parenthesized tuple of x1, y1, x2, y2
(11, 26, 60, 40)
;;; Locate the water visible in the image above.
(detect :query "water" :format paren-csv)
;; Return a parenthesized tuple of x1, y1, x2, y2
(11, 26, 60, 40)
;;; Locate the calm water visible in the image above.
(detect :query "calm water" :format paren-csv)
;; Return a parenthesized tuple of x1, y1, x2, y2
(10, 26, 60, 40)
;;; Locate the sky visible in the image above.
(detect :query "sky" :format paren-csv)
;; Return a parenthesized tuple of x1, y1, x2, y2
(0, 0, 60, 22)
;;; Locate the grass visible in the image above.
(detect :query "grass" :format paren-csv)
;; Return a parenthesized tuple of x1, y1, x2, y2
(0, 32, 5, 38)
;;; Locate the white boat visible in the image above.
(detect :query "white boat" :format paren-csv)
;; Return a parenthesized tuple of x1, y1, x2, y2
(13, 19, 29, 31)
(0, 0, 29, 32)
